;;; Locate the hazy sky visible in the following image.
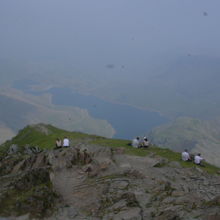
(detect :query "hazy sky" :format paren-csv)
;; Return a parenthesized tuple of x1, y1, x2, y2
(0, 0, 220, 80)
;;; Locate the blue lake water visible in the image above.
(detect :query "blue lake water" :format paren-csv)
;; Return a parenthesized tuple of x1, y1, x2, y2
(48, 88, 169, 139)
(13, 80, 169, 139)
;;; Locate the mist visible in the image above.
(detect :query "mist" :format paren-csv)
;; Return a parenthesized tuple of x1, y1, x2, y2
(1, 0, 220, 82)
(0, 0, 220, 122)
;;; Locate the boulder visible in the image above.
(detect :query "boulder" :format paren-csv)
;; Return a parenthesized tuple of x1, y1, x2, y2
(24, 146, 41, 154)
(8, 144, 18, 154)
(112, 207, 142, 220)
(155, 210, 180, 220)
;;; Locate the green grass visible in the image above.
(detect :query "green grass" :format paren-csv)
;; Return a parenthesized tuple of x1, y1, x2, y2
(91, 138, 149, 156)
(0, 124, 98, 157)
(1, 123, 219, 175)
(91, 138, 220, 174)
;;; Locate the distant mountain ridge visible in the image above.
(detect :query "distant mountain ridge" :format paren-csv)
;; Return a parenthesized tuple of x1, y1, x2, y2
(2, 55, 220, 119)
(149, 117, 220, 167)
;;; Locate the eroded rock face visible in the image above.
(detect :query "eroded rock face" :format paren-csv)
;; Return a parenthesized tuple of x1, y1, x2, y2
(0, 145, 220, 220)
(0, 168, 56, 219)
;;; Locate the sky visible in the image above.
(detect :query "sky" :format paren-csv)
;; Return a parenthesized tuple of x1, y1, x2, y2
(0, 0, 220, 81)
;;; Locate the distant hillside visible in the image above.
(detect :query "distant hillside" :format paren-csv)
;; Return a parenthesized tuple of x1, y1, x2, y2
(147, 55, 220, 118)
(85, 55, 220, 119)
(0, 94, 35, 131)
(3, 55, 220, 120)
(0, 88, 115, 143)
(149, 117, 220, 167)
(0, 123, 15, 144)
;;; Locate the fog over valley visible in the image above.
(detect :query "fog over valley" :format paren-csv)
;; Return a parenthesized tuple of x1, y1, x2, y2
(1, 0, 220, 165)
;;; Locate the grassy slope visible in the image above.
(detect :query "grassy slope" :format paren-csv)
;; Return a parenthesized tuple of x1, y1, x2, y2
(0, 124, 94, 151)
(149, 117, 220, 167)
(0, 124, 219, 175)
(91, 138, 220, 174)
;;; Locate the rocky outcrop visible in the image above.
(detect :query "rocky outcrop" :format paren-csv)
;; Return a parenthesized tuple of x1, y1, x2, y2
(0, 144, 220, 220)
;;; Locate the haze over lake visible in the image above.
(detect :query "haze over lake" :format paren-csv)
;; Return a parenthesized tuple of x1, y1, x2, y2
(13, 80, 169, 139)
(49, 88, 169, 139)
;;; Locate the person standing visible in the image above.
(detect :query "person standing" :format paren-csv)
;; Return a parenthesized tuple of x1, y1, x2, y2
(63, 137, 70, 147)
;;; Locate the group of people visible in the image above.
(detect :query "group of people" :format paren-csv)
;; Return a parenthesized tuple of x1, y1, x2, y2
(181, 149, 205, 166)
(132, 136, 150, 148)
(55, 137, 204, 167)
(55, 137, 70, 148)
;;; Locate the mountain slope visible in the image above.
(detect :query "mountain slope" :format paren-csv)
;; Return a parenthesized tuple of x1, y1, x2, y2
(0, 124, 220, 220)
(84, 55, 220, 119)
(1, 123, 219, 173)
(149, 117, 220, 167)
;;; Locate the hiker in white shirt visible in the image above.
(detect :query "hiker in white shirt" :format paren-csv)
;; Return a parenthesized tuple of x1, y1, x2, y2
(132, 137, 140, 148)
(63, 137, 70, 147)
(181, 149, 191, 161)
(194, 153, 204, 166)
(142, 137, 150, 148)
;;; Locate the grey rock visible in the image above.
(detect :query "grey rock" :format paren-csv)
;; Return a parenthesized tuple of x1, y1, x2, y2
(110, 180, 129, 190)
(155, 209, 180, 220)
(8, 144, 18, 154)
(24, 146, 41, 154)
(1, 143, 220, 220)
(153, 158, 169, 167)
(169, 161, 182, 168)
(112, 207, 142, 220)
(108, 199, 127, 212)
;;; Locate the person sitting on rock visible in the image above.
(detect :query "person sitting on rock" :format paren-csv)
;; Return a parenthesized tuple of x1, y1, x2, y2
(132, 137, 140, 148)
(194, 153, 204, 166)
(55, 138, 62, 149)
(181, 149, 191, 161)
(63, 137, 70, 147)
(140, 137, 150, 148)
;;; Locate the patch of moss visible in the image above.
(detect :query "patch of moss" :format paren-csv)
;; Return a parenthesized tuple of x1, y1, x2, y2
(0, 182, 58, 218)
(204, 197, 220, 207)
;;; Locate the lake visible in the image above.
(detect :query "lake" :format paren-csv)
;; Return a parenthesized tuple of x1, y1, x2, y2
(13, 80, 169, 139)
(48, 88, 169, 139)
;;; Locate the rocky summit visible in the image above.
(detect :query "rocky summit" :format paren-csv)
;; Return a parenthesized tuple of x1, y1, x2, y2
(0, 124, 220, 220)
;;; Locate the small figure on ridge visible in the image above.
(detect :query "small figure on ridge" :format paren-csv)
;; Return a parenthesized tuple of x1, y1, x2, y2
(181, 149, 191, 161)
(194, 153, 205, 166)
(132, 137, 140, 148)
(63, 137, 70, 148)
(55, 138, 62, 149)
(141, 137, 150, 148)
